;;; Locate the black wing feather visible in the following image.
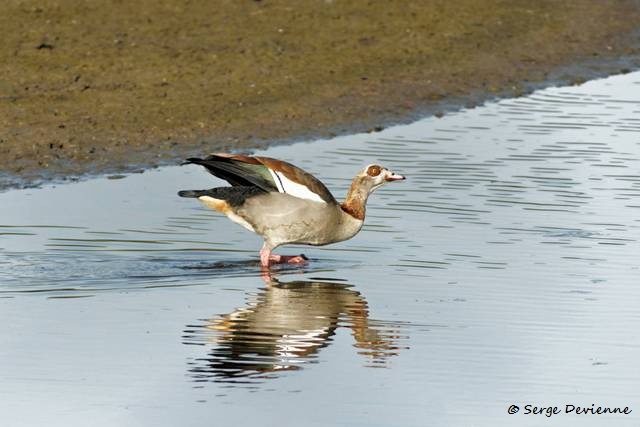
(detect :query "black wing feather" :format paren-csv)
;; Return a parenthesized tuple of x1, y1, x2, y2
(178, 186, 265, 206)
(183, 156, 277, 192)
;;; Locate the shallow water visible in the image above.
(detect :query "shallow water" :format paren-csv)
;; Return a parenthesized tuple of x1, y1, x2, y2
(2, 73, 640, 426)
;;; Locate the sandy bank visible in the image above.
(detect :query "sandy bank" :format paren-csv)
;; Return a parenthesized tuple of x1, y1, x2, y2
(2, 0, 640, 189)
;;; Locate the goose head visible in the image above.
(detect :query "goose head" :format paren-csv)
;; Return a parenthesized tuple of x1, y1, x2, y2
(341, 164, 405, 220)
(355, 164, 406, 194)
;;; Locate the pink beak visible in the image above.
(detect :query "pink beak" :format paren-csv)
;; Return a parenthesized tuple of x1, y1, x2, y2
(385, 172, 406, 182)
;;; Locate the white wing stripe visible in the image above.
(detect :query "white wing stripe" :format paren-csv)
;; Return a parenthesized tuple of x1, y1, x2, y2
(277, 172, 326, 203)
(268, 169, 285, 193)
(270, 170, 326, 203)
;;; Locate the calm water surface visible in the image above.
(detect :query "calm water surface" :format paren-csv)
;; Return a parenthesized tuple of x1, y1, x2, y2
(2, 73, 640, 426)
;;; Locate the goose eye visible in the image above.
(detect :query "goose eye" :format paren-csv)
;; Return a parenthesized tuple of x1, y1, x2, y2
(367, 165, 381, 177)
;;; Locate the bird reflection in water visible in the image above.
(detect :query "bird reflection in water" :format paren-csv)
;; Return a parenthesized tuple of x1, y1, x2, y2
(183, 272, 407, 385)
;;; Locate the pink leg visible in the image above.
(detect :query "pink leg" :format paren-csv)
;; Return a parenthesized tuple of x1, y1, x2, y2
(259, 244, 272, 268)
(260, 243, 308, 268)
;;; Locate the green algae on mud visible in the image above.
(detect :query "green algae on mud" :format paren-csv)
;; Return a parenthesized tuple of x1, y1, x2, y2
(2, 0, 640, 189)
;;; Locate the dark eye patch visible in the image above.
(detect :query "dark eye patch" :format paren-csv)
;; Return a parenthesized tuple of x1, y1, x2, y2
(367, 165, 381, 176)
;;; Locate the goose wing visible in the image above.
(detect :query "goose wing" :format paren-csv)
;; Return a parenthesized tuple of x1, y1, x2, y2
(183, 153, 337, 205)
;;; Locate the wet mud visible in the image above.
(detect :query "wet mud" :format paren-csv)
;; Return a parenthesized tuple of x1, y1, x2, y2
(2, 0, 640, 189)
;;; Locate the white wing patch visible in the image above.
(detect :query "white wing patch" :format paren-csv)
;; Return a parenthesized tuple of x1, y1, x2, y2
(268, 169, 326, 203)
(268, 169, 285, 193)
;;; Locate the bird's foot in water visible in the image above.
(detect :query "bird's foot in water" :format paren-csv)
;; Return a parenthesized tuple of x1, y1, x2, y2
(260, 256, 307, 283)
(269, 254, 309, 264)
(260, 246, 308, 268)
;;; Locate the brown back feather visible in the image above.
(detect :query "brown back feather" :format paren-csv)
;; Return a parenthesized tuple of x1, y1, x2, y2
(209, 153, 337, 204)
(256, 157, 337, 204)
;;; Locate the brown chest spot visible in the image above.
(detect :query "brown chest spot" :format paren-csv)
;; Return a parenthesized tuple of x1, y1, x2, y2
(341, 201, 365, 220)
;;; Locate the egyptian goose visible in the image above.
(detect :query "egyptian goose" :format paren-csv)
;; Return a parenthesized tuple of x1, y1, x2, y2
(178, 153, 405, 268)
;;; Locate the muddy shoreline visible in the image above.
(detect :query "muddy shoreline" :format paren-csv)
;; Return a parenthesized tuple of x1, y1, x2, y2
(2, 1, 640, 190)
